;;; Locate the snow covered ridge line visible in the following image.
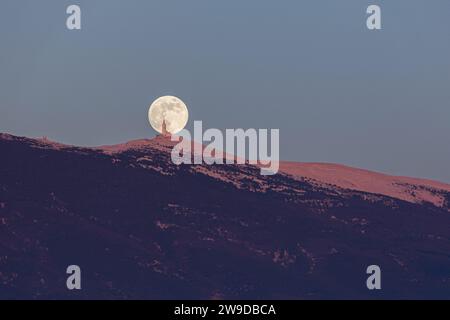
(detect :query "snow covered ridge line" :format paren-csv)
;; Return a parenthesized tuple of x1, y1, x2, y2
(169, 121, 280, 176)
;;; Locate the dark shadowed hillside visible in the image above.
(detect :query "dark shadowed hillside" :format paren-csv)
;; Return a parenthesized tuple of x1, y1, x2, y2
(1, 133, 450, 299)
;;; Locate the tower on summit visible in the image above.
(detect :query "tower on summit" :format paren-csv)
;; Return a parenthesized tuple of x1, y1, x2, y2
(161, 120, 170, 137)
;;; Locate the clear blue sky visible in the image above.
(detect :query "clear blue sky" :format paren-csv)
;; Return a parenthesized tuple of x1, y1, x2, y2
(1, 1, 450, 182)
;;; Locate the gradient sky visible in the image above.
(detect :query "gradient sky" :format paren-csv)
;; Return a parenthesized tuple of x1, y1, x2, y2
(1, 1, 450, 182)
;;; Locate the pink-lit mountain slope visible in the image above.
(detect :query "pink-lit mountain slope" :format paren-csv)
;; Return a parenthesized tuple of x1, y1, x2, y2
(99, 135, 450, 209)
(279, 162, 450, 209)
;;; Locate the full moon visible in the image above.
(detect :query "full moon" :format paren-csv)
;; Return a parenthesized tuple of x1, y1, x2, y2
(148, 96, 189, 134)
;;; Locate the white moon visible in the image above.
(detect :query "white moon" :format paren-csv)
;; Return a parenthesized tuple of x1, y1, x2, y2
(148, 96, 189, 134)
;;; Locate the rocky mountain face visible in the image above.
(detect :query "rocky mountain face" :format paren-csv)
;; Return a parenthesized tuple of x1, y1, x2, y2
(1, 133, 450, 299)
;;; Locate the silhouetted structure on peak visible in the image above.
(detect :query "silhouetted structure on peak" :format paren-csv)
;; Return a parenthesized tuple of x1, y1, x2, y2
(161, 120, 170, 137)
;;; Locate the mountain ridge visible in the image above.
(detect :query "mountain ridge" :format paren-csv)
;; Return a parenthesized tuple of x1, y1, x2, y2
(2, 132, 449, 209)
